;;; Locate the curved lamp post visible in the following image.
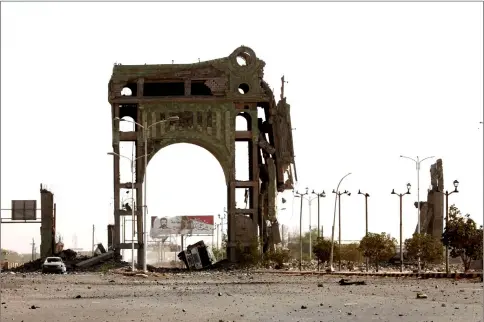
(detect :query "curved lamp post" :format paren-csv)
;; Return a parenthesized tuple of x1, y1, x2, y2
(115, 115, 179, 273)
(391, 183, 411, 273)
(329, 172, 351, 272)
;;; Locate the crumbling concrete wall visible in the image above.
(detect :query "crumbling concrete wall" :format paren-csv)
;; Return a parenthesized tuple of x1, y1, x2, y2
(40, 186, 54, 258)
(415, 159, 444, 239)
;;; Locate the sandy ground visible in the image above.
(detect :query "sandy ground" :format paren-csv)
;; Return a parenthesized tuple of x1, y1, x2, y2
(0, 271, 482, 322)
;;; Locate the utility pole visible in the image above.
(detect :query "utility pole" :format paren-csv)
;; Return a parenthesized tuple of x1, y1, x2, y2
(332, 189, 351, 271)
(92, 225, 95, 256)
(312, 190, 325, 271)
(294, 188, 308, 271)
(391, 183, 411, 272)
(358, 190, 370, 272)
(216, 223, 220, 249)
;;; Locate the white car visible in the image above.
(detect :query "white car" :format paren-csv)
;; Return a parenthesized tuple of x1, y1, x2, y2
(42, 257, 67, 274)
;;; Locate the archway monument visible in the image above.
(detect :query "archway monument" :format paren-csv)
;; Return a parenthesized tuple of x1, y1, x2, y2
(108, 46, 297, 265)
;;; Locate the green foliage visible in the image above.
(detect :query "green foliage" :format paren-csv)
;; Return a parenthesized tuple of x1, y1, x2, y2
(236, 238, 261, 268)
(287, 229, 319, 259)
(442, 205, 483, 272)
(358, 232, 397, 271)
(264, 248, 292, 267)
(312, 238, 335, 263)
(339, 243, 363, 264)
(211, 247, 225, 261)
(404, 233, 443, 268)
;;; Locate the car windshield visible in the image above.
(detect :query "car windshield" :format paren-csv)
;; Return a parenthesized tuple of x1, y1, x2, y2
(46, 258, 61, 263)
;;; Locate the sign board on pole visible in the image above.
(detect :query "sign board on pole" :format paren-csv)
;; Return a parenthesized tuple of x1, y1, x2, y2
(11, 200, 37, 221)
(150, 215, 214, 238)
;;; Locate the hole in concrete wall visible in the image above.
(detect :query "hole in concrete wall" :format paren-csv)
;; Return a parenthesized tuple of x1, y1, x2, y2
(236, 112, 251, 131)
(119, 116, 135, 132)
(119, 104, 138, 123)
(144, 82, 185, 96)
(120, 188, 137, 209)
(238, 83, 249, 95)
(119, 142, 137, 183)
(121, 87, 133, 96)
(235, 188, 251, 209)
(236, 52, 251, 66)
(257, 105, 267, 122)
(191, 81, 213, 96)
(235, 141, 249, 181)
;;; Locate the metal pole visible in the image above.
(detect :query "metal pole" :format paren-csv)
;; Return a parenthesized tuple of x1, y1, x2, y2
(416, 157, 421, 273)
(131, 160, 135, 272)
(309, 197, 312, 260)
(123, 216, 126, 260)
(445, 192, 449, 274)
(143, 127, 148, 273)
(317, 196, 321, 238)
(399, 195, 403, 273)
(92, 225, 95, 256)
(299, 194, 303, 271)
(329, 173, 352, 272)
(338, 193, 342, 271)
(316, 194, 321, 271)
(217, 224, 219, 249)
(365, 195, 369, 272)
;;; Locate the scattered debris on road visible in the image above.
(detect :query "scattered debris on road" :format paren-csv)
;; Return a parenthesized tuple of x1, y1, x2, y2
(339, 279, 366, 286)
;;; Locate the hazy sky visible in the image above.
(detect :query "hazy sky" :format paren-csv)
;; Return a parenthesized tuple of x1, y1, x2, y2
(1, 2, 482, 254)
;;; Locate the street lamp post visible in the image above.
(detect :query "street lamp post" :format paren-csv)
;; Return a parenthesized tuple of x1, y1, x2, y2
(436, 179, 459, 274)
(116, 116, 179, 273)
(357, 190, 370, 272)
(312, 190, 326, 271)
(329, 173, 351, 272)
(294, 188, 308, 271)
(332, 189, 351, 271)
(400, 155, 434, 273)
(391, 183, 411, 273)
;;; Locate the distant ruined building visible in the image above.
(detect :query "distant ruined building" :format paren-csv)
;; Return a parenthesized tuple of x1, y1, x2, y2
(414, 159, 444, 238)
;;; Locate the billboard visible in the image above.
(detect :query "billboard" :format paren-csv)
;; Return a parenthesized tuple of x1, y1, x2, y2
(11, 200, 37, 220)
(150, 215, 214, 238)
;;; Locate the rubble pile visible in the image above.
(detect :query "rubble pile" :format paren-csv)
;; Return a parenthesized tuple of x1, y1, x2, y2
(4, 245, 127, 273)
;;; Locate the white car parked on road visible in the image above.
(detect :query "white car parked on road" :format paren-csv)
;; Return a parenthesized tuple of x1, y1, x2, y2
(42, 257, 67, 274)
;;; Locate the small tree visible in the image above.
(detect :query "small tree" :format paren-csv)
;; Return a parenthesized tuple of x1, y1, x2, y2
(442, 205, 483, 272)
(358, 232, 396, 272)
(312, 238, 335, 263)
(339, 243, 363, 265)
(404, 233, 443, 269)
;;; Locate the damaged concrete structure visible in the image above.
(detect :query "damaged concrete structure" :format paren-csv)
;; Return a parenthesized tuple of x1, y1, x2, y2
(40, 184, 57, 259)
(414, 159, 444, 238)
(108, 46, 297, 263)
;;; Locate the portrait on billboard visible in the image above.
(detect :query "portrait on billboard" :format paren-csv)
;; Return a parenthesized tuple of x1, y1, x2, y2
(150, 215, 214, 238)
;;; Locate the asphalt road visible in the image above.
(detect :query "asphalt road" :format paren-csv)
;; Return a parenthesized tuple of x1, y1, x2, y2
(0, 271, 482, 322)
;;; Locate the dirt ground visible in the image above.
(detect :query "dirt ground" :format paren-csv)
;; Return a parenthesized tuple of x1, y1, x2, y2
(0, 271, 482, 322)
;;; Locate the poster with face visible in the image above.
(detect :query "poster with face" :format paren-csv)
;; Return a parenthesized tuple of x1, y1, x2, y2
(150, 215, 214, 238)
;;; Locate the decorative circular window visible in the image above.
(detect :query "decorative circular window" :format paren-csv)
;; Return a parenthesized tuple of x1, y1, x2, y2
(238, 83, 250, 95)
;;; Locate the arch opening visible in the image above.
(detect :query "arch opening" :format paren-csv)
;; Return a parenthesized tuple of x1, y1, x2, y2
(236, 112, 252, 131)
(144, 143, 227, 265)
